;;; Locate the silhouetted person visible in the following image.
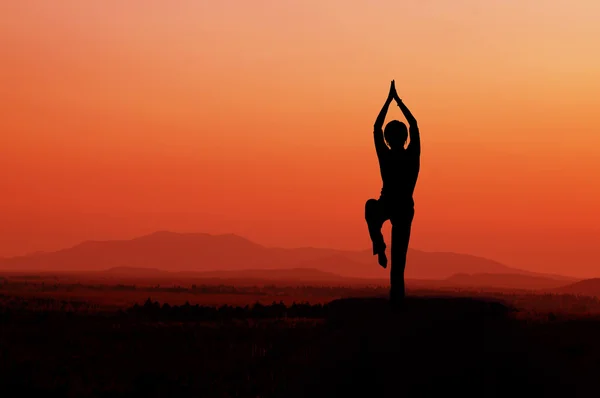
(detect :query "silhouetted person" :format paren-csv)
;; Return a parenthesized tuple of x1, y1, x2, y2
(365, 80, 420, 306)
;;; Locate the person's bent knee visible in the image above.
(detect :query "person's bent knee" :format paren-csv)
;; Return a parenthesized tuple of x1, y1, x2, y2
(365, 199, 378, 219)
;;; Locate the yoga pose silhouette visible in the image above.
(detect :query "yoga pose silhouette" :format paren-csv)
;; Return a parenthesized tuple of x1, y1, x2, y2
(365, 80, 420, 306)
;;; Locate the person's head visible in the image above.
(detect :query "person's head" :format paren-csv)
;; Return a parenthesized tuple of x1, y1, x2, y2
(384, 120, 408, 150)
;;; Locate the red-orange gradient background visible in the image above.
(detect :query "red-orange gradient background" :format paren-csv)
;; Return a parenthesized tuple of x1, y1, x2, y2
(1, 1, 599, 277)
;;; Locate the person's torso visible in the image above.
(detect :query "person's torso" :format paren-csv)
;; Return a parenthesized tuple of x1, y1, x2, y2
(379, 151, 420, 205)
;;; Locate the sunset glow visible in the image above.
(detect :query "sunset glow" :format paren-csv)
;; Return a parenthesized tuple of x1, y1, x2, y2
(2, 1, 600, 277)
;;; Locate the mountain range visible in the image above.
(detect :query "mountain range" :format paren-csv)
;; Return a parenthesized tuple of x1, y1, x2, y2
(0, 231, 577, 283)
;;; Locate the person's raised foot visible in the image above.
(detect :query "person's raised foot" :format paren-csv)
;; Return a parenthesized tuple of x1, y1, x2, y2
(377, 250, 388, 268)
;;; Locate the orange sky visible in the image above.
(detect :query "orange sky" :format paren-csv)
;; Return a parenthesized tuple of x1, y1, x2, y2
(1, 1, 600, 277)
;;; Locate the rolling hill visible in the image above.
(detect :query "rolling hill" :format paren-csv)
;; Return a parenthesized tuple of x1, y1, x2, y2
(552, 278, 600, 297)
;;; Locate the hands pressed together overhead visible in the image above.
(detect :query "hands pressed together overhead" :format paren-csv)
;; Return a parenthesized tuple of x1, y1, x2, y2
(374, 79, 418, 140)
(388, 80, 401, 103)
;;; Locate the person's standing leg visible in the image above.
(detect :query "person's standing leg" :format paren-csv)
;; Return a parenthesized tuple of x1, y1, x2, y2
(390, 207, 415, 306)
(365, 198, 389, 268)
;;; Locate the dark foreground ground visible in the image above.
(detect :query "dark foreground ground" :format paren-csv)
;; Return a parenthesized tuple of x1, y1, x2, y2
(3, 296, 600, 397)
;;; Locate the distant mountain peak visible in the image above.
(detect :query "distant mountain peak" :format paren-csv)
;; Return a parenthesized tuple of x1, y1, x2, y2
(136, 231, 257, 243)
(104, 266, 165, 274)
(136, 231, 207, 239)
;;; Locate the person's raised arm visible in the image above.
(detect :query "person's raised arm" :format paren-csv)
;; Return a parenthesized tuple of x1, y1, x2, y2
(374, 81, 396, 155)
(394, 93, 420, 154)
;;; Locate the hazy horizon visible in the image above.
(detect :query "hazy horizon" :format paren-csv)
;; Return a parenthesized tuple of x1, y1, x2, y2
(0, 229, 526, 260)
(2, 1, 600, 277)
(0, 229, 585, 282)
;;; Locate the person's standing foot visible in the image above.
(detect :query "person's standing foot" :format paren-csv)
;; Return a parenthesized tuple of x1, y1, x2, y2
(390, 288, 405, 310)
